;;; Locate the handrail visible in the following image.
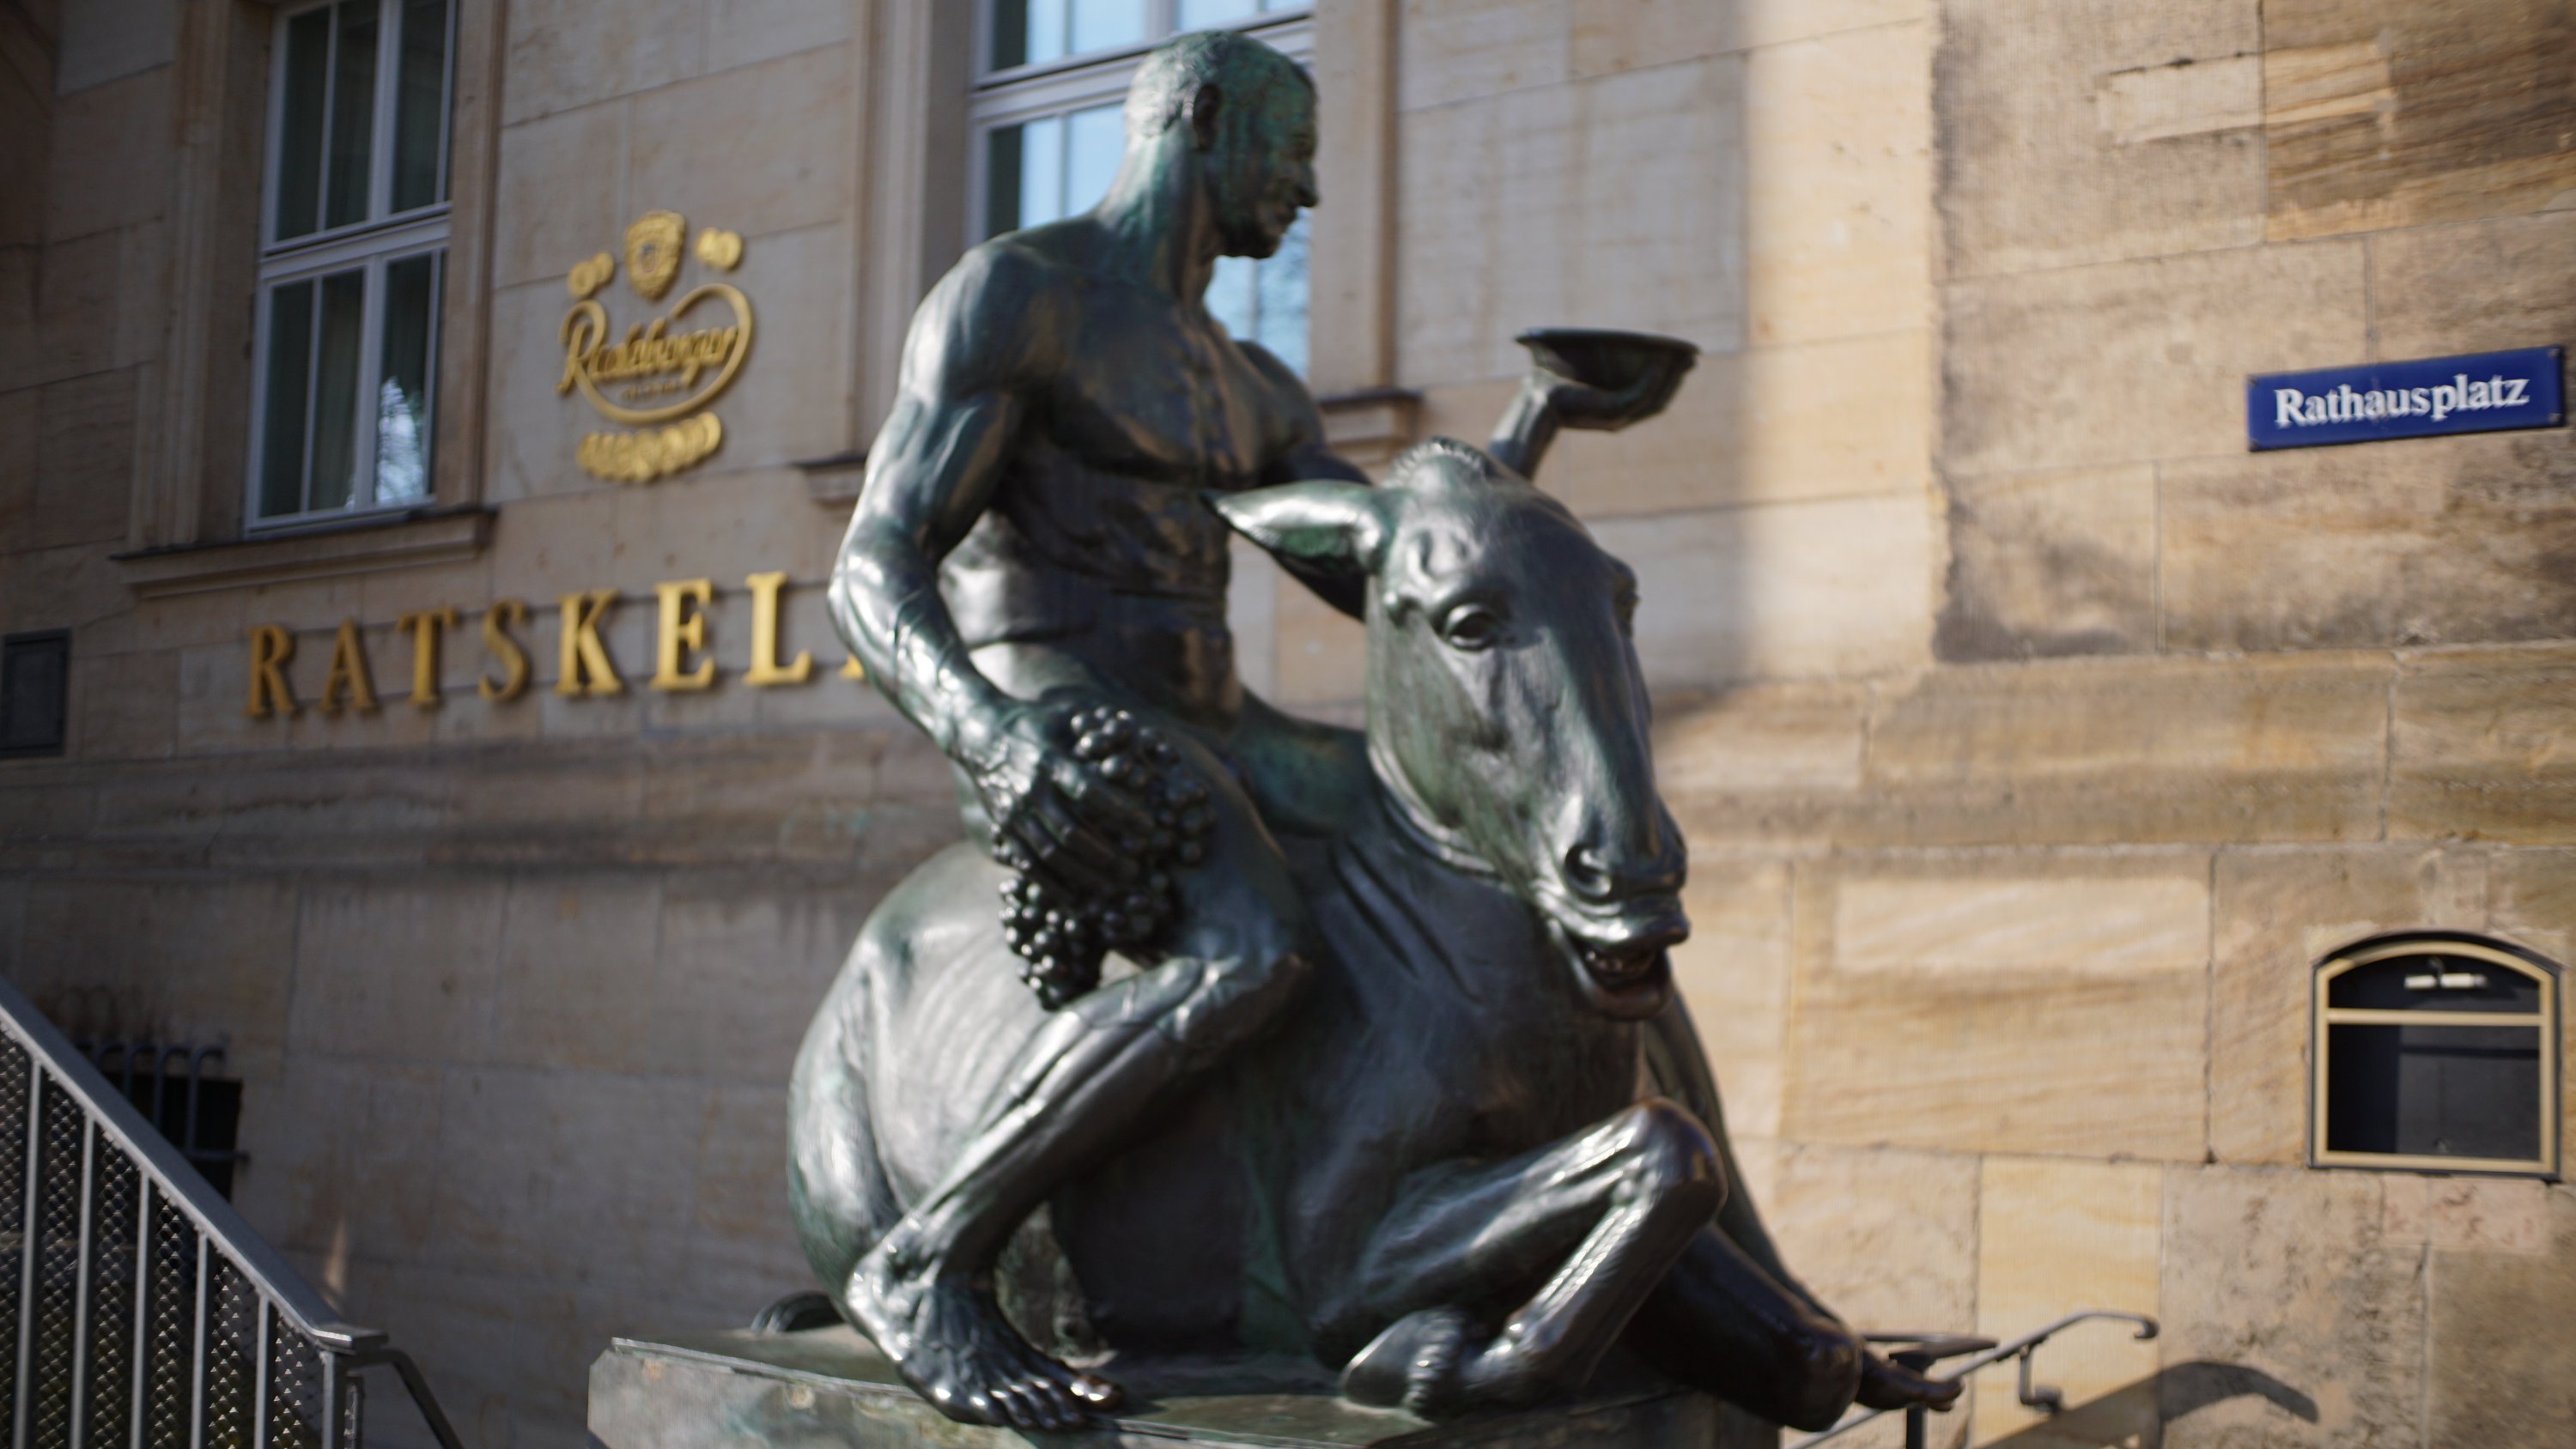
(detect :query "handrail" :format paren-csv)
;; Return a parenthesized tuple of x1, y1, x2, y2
(1793, 1310, 2160, 1448)
(0, 972, 463, 1449)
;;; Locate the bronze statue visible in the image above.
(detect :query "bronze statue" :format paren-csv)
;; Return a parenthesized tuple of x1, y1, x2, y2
(803, 27, 1958, 1435)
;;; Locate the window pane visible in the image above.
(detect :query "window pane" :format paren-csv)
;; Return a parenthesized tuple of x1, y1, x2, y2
(1012, 114, 1065, 231)
(985, 124, 1026, 235)
(1207, 256, 1255, 344)
(1254, 210, 1309, 375)
(993, 0, 1064, 70)
(274, 7, 331, 240)
(258, 281, 317, 518)
(1178, 0, 1260, 26)
(2325, 1022, 2543, 1161)
(325, 0, 380, 228)
(1068, 0, 1146, 55)
(376, 252, 438, 504)
(391, 0, 450, 211)
(1064, 103, 1124, 215)
(310, 269, 369, 510)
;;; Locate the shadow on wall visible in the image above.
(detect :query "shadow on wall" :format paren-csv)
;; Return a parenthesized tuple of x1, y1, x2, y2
(1981, 1361, 2318, 1446)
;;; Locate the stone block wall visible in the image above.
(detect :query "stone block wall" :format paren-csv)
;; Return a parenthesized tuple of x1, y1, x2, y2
(3, 2, 2573, 1447)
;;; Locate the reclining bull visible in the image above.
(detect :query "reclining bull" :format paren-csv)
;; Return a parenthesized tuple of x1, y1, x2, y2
(797, 434, 1955, 1429)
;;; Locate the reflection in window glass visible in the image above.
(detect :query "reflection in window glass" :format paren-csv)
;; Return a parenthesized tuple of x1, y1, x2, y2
(1069, 0, 1147, 56)
(1064, 104, 1125, 215)
(1178, 0, 1261, 26)
(325, 0, 379, 229)
(988, 103, 1125, 233)
(377, 253, 439, 503)
(1207, 212, 1307, 375)
(391, 0, 451, 212)
(275, 8, 331, 239)
(310, 269, 368, 511)
(258, 282, 317, 517)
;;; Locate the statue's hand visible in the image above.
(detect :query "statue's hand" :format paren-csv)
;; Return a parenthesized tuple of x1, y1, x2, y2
(961, 701, 1158, 898)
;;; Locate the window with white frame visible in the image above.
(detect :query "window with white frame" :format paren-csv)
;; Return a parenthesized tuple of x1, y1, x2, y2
(250, 0, 454, 528)
(974, 1, 1312, 375)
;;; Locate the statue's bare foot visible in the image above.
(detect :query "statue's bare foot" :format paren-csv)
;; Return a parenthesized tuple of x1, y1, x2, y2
(1856, 1349, 1962, 1411)
(844, 1234, 1121, 1431)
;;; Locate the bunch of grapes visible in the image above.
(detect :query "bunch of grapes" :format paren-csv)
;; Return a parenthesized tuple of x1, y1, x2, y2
(996, 707, 1215, 1009)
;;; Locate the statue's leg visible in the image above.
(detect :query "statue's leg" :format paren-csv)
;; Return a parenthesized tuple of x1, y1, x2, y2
(1619, 1228, 1868, 1431)
(1332, 1099, 1723, 1416)
(841, 724, 1313, 1433)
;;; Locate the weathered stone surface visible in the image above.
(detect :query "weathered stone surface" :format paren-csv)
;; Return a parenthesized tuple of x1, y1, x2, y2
(1782, 919, 2206, 1160)
(1824, 853, 2209, 978)
(1571, 0, 1931, 77)
(2160, 1167, 2423, 1448)
(236, 1056, 448, 1264)
(1942, 242, 2367, 476)
(593, 1328, 1767, 1449)
(1745, 20, 1930, 346)
(1858, 653, 2391, 847)
(1396, 56, 1744, 383)
(1937, 0, 2262, 278)
(651, 873, 872, 1082)
(1668, 859, 1792, 1138)
(52, 0, 175, 94)
(1763, 1142, 1979, 1333)
(2262, 1, 2576, 240)
(285, 877, 509, 1061)
(2207, 846, 2487, 1165)
(1655, 681, 1869, 848)
(626, 45, 854, 243)
(2371, 209, 2576, 360)
(2382, 1174, 2555, 1258)
(1970, 1157, 2161, 1447)
(2160, 432, 2576, 652)
(491, 102, 629, 291)
(1396, 0, 1569, 112)
(1935, 464, 2156, 661)
(2424, 1185, 2576, 1448)
(704, 0, 854, 74)
(2390, 644, 2576, 845)
(15, 876, 298, 1077)
(69, 646, 175, 759)
(490, 874, 665, 1074)
(502, 0, 703, 124)
(29, 367, 134, 550)
(43, 64, 170, 240)
(1594, 493, 1934, 687)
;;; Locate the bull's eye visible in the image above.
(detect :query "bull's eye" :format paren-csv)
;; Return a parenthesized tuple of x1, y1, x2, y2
(1441, 605, 1502, 652)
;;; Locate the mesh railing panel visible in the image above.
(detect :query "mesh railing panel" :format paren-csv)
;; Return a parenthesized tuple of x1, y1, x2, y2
(0, 1038, 29, 1422)
(30, 1077, 84, 1449)
(79, 1141, 143, 1449)
(202, 1257, 260, 1449)
(265, 1310, 326, 1449)
(143, 1196, 198, 1449)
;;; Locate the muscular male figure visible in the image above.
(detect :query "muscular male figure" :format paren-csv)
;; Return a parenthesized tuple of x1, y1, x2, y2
(825, 30, 1362, 1429)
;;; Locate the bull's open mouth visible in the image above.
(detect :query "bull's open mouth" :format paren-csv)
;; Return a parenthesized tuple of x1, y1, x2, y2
(1552, 906, 1688, 997)
(1578, 941, 1663, 984)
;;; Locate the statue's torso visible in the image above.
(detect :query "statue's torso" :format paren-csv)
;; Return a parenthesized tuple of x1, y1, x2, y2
(944, 268, 1308, 727)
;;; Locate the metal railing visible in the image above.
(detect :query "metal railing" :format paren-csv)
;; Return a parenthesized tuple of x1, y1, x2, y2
(0, 974, 462, 1449)
(1793, 1310, 2161, 1449)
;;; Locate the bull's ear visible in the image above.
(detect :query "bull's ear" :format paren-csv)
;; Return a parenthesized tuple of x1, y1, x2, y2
(1206, 482, 1388, 577)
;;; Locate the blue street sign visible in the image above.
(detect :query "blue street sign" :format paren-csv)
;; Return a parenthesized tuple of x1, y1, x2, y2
(2247, 346, 2564, 451)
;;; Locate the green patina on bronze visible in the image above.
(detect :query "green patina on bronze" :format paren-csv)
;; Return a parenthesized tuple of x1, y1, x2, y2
(794, 26, 1959, 1437)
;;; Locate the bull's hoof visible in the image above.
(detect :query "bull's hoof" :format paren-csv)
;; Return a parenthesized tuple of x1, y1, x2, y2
(1340, 1307, 1477, 1419)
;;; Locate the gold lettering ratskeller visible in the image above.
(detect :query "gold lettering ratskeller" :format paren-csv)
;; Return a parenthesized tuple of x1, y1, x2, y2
(247, 575, 869, 721)
(652, 579, 717, 692)
(556, 590, 625, 697)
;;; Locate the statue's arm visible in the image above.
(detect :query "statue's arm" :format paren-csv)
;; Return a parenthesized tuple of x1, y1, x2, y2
(827, 252, 1029, 759)
(1246, 343, 1371, 622)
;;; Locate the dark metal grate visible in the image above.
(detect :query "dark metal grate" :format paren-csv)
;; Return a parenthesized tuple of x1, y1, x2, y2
(143, 1197, 197, 1449)
(30, 1078, 84, 1449)
(266, 1310, 325, 1449)
(81, 1143, 143, 1449)
(0, 1038, 29, 1420)
(203, 1258, 260, 1449)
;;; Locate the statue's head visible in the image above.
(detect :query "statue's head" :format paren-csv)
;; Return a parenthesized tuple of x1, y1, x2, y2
(1127, 29, 1317, 259)
(1212, 442, 1689, 1020)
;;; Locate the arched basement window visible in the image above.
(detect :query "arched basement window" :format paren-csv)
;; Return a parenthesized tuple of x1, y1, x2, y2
(2312, 933, 2561, 1178)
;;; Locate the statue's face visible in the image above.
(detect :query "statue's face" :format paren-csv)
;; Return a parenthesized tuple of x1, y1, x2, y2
(1202, 76, 1317, 259)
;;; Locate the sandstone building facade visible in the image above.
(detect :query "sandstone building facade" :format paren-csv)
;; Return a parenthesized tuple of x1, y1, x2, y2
(3, 1, 2572, 1446)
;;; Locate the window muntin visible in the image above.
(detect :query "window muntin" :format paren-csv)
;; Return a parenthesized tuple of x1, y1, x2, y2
(2312, 935, 2561, 1178)
(252, 0, 453, 528)
(974, 2, 1311, 376)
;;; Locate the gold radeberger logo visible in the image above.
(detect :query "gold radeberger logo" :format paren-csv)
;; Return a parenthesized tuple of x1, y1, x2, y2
(557, 211, 753, 483)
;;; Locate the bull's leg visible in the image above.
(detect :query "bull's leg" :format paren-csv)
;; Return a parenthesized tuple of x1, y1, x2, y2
(1333, 1099, 1724, 1416)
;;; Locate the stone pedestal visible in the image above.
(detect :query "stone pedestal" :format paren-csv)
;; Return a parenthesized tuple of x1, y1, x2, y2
(591, 1326, 1778, 1448)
